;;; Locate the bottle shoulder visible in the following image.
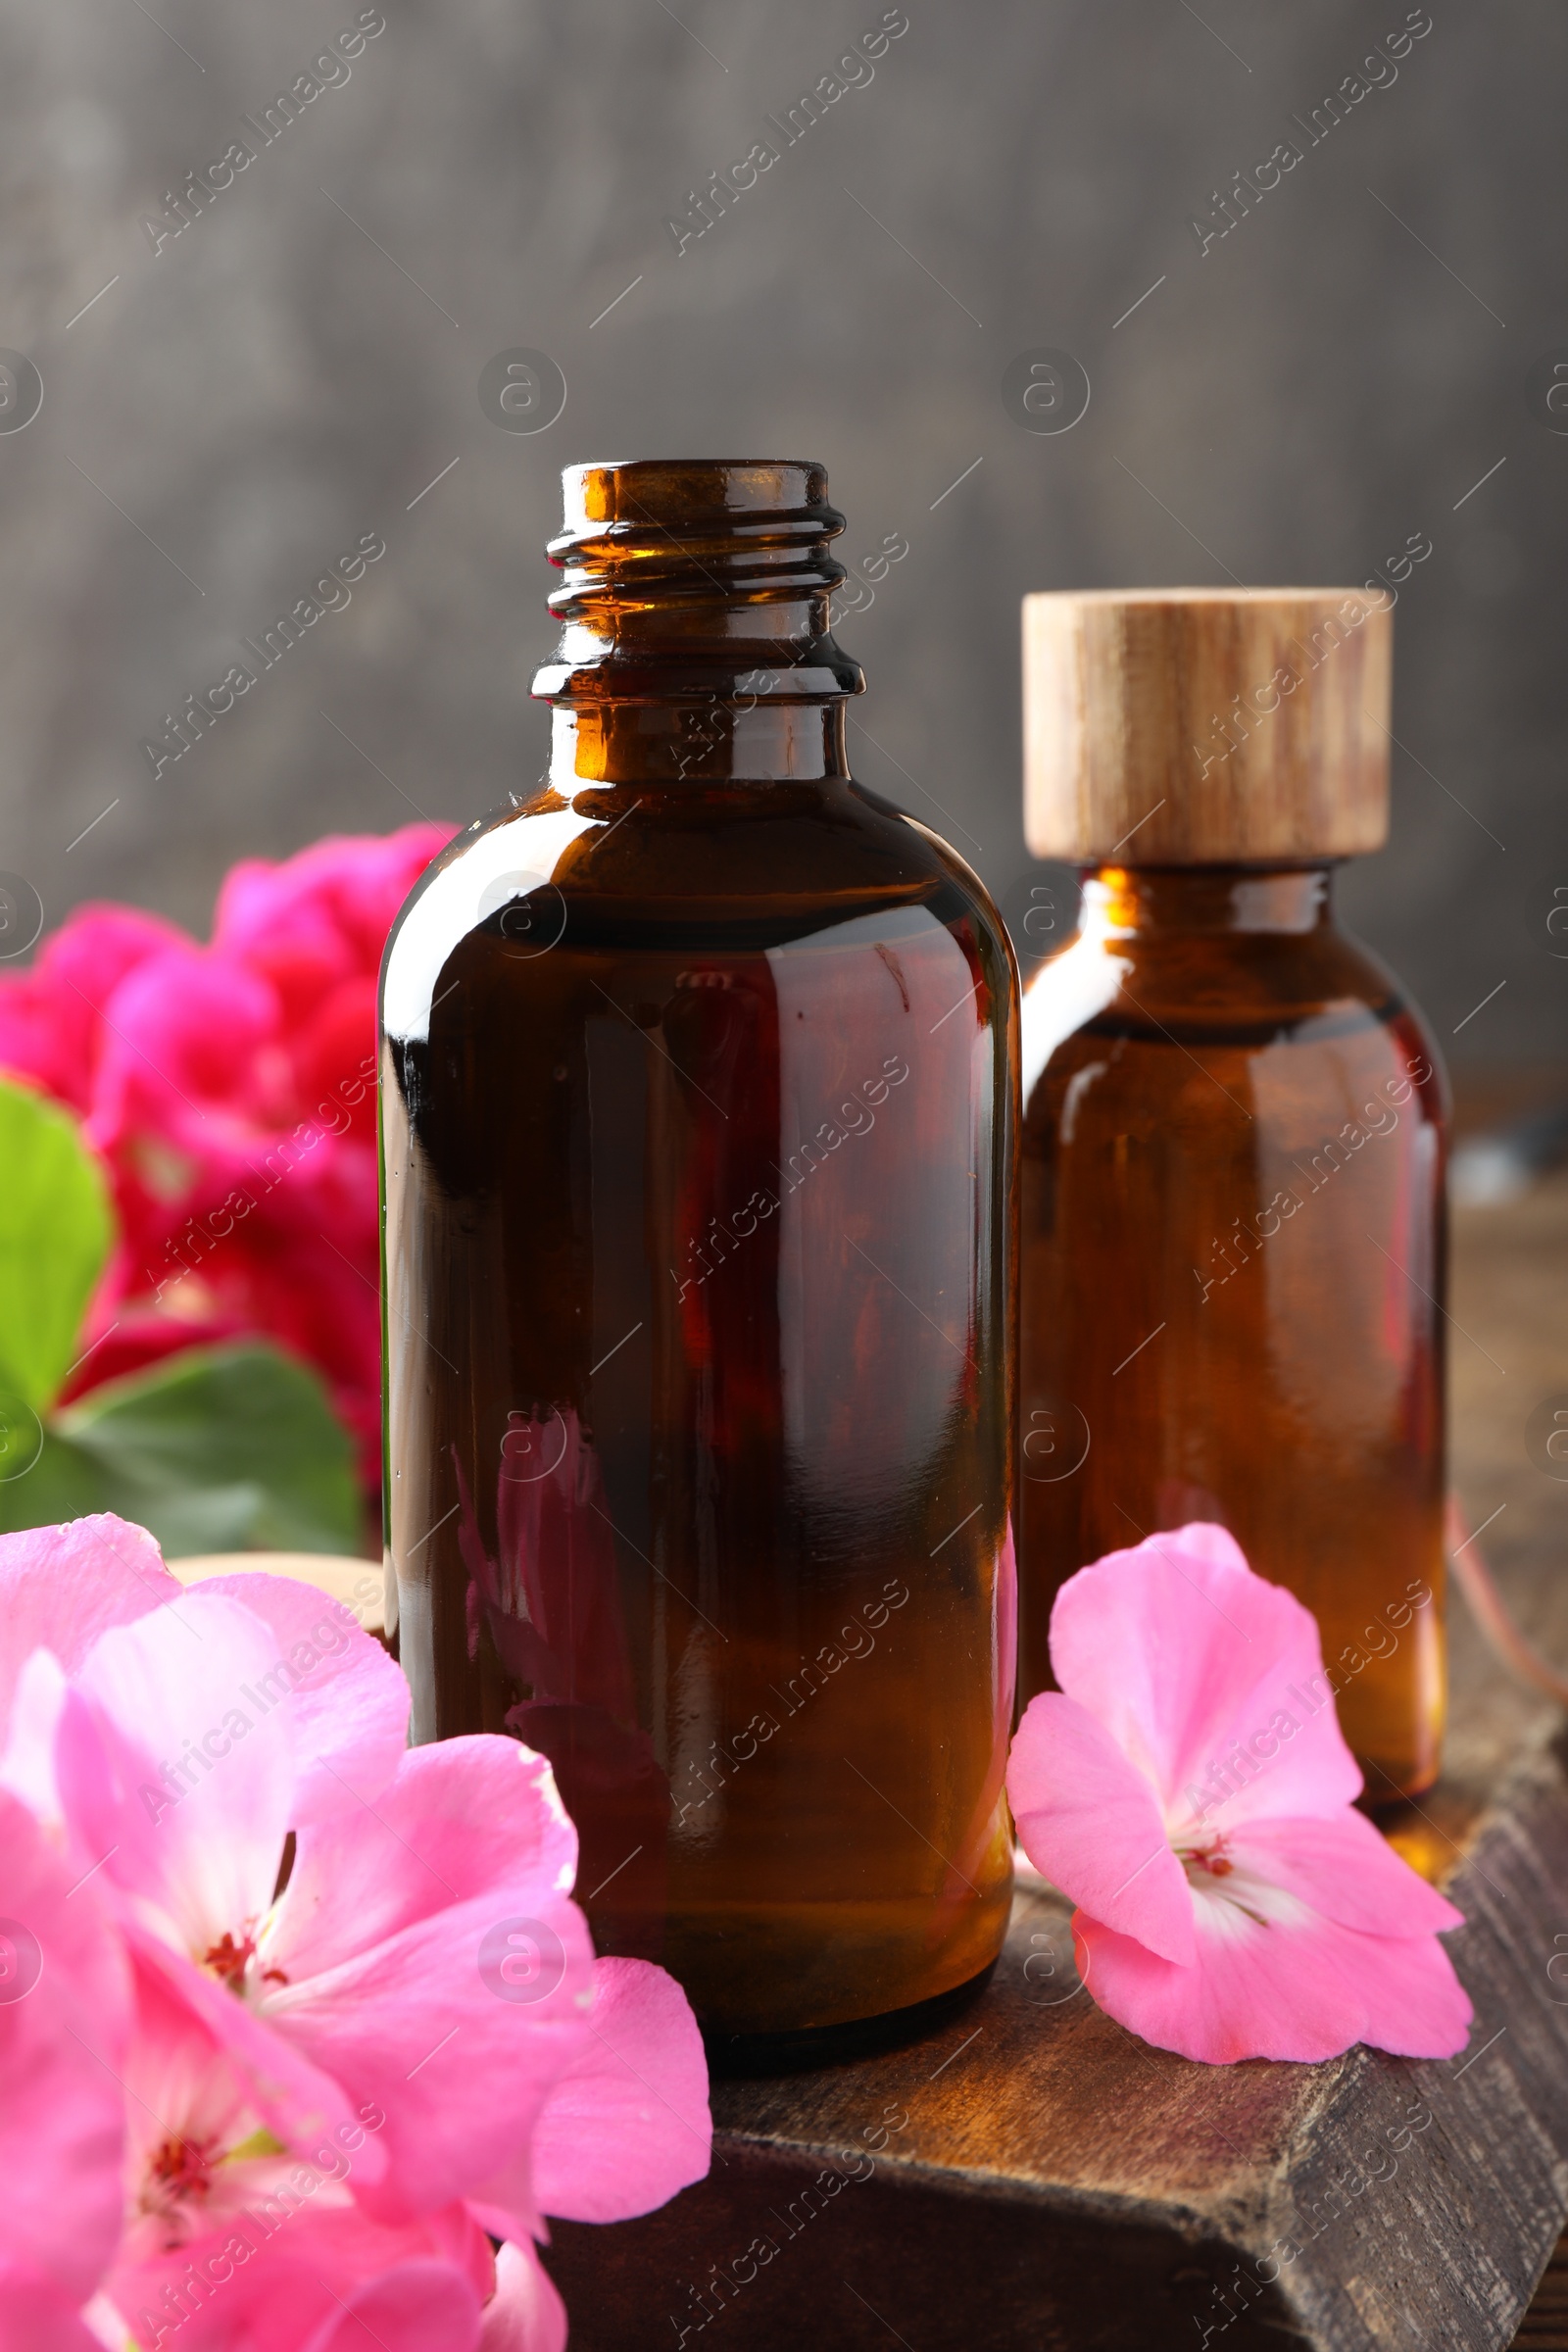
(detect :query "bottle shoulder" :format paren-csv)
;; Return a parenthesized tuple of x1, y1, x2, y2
(380, 780, 1014, 1044)
(1020, 919, 1445, 1121)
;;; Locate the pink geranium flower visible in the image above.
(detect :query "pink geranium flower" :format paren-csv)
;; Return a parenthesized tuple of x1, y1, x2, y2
(0, 1789, 130, 2350)
(1006, 1523, 1472, 2064)
(0, 1516, 711, 2348)
(0, 826, 452, 1489)
(101, 1946, 540, 2351)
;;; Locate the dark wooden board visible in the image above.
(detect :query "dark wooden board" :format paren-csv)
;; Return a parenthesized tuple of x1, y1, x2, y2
(1516, 2230, 1568, 2350)
(544, 1183, 1568, 2352)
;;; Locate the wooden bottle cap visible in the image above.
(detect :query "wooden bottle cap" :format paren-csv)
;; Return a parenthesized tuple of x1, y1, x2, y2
(1022, 588, 1393, 864)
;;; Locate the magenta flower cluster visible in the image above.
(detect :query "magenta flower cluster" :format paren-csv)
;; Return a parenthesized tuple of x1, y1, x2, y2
(0, 827, 454, 1488)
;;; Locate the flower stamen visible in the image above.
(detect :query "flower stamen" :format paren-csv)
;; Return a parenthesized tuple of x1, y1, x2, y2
(201, 1929, 289, 1993)
(1176, 1838, 1271, 1928)
(148, 2136, 215, 2201)
(140, 2134, 220, 2246)
(201, 1930, 255, 1989)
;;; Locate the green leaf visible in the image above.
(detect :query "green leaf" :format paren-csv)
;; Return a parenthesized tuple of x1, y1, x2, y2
(50, 1342, 364, 1558)
(0, 1079, 112, 1411)
(0, 1414, 107, 1535)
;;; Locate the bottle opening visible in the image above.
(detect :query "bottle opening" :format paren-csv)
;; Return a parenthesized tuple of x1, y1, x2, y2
(534, 458, 864, 709)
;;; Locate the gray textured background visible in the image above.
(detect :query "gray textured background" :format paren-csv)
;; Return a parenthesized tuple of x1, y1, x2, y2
(1, 0, 1562, 1075)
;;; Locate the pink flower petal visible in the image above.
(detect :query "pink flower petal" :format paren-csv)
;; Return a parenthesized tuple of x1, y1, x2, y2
(193, 1572, 409, 1818)
(1006, 1693, 1196, 1965)
(0, 1790, 129, 2305)
(0, 1516, 176, 1740)
(67, 1594, 299, 1956)
(0, 2263, 107, 2352)
(87, 949, 279, 1140)
(265, 1742, 594, 2221)
(1049, 1523, 1363, 1827)
(290, 975, 380, 1137)
(1077, 1894, 1472, 2064)
(0, 905, 190, 1115)
(215, 826, 453, 1025)
(273, 1738, 578, 1982)
(1231, 1813, 1464, 1939)
(267, 1886, 597, 2225)
(78, 2292, 133, 2350)
(526, 1956, 711, 2223)
(300, 2263, 484, 2352)
(108, 2200, 486, 2352)
(0, 1651, 73, 1830)
(477, 2240, 567, 2352)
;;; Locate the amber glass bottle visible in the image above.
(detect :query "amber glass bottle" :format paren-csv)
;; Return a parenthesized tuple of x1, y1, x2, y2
(1016, 590, 1446, 1800)
(379, 461, 1016, 2063)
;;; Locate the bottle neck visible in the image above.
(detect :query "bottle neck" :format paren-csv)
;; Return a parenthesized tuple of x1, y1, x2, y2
(548, 698, 851, 788)
(1078, 863, 1337, 940)
(533, 459, 861, 788)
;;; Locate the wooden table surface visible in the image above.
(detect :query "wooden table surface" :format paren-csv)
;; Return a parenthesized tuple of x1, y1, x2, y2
(1454, 1178, 1568, 2352)
(537, 1178, 1568, 2352)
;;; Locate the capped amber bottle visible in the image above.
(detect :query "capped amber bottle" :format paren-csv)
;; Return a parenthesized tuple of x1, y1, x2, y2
(379, 461, 1016, 2063)
(1017, 589, 1446, 1800)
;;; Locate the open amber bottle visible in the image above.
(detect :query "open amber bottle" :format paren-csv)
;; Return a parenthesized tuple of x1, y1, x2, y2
(1017, 590, 1446, 1800)
(379, 461, 1016, 2063)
